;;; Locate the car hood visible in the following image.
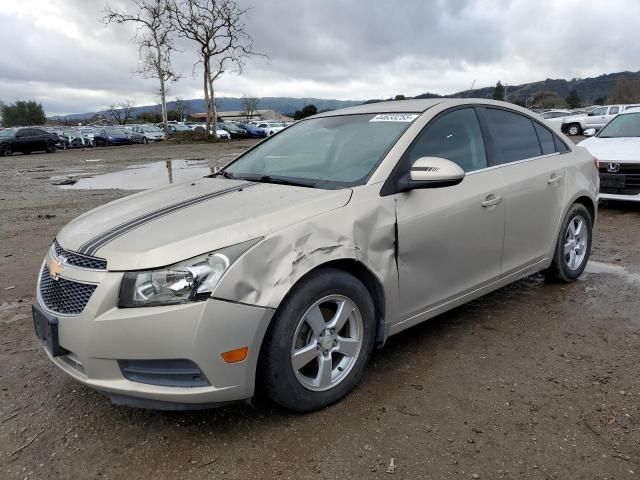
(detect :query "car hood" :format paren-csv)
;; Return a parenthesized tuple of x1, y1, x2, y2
(57, 178, 352, 270)
(579, 136, 640, 162)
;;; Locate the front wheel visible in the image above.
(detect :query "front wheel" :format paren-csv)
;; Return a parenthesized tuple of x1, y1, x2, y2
(259, 269, 376, 412)
(566, 123, 582, 136)
(0, 143, 11, 157)
(544, 203, 592, 282)
(45, 141, 57, 153)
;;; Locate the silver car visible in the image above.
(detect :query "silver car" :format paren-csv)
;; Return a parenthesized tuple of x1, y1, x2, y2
(34, 99, 598, 411)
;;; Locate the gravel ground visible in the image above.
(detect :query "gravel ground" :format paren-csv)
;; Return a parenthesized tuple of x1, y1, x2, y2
(0, 142, 639, 479)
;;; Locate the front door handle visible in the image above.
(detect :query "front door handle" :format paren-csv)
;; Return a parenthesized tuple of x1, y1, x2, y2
(548, 173, 562, 185)
(481, 194, 503, 208)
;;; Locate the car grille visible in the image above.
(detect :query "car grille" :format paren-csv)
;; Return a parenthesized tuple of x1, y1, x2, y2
(39, 265, 97, 315)
(599, 164, 640, 196)
(53, 240, 107, 270)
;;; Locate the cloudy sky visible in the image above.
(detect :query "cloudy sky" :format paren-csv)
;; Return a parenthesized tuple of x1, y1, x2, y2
(1, 0, 639, 116)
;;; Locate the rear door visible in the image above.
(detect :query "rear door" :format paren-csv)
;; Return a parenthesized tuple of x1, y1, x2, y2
(394, 107, 506, 320)
(480, 107, 568, 276)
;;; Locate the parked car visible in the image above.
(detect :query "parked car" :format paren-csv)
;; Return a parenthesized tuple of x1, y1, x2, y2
(167, 124, 193, 136)
(561, 104, 640, 136)
(132, 125, 164, 143)
(189, 124, 231, 139)
(61, 128, 92, 149)
(256, 121, 285, 136)
(79, 127, 99, 145)
(93, 127, 132, 146)
(217, 122, 247, 138)
(127, 130, 147, 144)
(0, 127, 59, 156)
(33, 99, 597, 412)
(579, 110, 640, 202)
(237, 122, 269, 138)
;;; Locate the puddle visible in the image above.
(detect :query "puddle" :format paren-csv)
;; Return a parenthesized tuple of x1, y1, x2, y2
(58, 159, 220, 190)
(585, 260, 640, 283)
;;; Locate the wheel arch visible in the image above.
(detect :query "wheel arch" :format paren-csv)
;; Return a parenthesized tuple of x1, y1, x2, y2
(573, 195, 596, 223)
(276, 259, 387, 346)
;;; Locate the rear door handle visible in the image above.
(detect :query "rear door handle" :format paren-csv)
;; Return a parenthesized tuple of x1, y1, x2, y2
(481, 194, 503, 208)
(548, 173, 562, 185)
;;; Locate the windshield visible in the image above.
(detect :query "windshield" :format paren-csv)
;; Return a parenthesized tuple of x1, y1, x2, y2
(225, 113, 417, 188)
(105, 128, 128, 135)
(598, 113, 640, 138)
(143, 126, 161, 132)
(80, 128, 97, 133)
(0, 128, 17, 137)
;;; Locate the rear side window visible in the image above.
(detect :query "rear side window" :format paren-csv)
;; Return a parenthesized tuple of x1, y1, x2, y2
(533, 123, 555, 155)
(609, 106, 619, 115)
(406, 108, 487, 172)
(484, 108, 542, 165)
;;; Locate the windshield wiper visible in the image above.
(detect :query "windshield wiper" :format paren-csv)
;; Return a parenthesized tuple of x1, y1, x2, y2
(209, 169, 237, 180)
(257, 175, 317, 188)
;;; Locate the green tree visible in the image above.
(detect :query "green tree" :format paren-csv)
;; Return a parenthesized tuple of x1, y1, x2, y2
(1, 100, 47, 127)
(492, 81, 505, 101)
(137, 111, 162, 123)
(594, 96, 606, 105)
(565, 89, 581, 109)
(293, 104, 317, 120)
(167, 110, 181, 121)
(394, 94, 406, 100)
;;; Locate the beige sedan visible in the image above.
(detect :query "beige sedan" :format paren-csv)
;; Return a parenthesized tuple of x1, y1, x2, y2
(34, 99, 598, 411)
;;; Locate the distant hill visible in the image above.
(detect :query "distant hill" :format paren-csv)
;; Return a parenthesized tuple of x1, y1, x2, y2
(49, 97, 361, 121)
(416, 70, 640, 105)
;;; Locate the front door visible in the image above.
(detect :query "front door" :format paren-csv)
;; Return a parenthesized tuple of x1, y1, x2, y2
(585, 106, 608, 129)
(394, 108, 506, 320)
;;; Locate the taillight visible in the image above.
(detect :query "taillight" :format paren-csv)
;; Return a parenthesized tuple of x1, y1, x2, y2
(593, 156, 599, 174)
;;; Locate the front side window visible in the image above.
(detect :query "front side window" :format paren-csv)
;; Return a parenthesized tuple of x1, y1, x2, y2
(405, 108, 487, 172)
(591, 107, 607, 116)
(226, 113, 415, 188)
(484, 108, 542, 165)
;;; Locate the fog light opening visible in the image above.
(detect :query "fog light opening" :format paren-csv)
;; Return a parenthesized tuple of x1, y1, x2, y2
(221, 346, 248, 364)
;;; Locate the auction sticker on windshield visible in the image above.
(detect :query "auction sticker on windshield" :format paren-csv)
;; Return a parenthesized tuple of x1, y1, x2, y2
(369, 113, 419, 122)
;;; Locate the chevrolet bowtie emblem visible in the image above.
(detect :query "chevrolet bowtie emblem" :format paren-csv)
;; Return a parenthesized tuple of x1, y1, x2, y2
(48, 258, 64, 280)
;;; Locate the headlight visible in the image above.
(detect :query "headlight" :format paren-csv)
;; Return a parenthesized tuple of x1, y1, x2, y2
(118, 239, 260, 308)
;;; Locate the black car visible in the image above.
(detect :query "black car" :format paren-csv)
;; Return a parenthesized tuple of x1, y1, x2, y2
(0, 128, 59, 156)
(93, 127, 132, 146)
(218, 122, 248, 138)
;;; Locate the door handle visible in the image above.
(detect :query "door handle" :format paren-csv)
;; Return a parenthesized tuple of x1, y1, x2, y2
(548, 173, 562, 185)
(481, 194, 503, 208)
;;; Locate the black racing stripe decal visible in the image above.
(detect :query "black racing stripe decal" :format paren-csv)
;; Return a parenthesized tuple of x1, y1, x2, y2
(78, 182, 258, 256)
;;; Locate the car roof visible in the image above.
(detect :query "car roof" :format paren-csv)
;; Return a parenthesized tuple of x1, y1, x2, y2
(311, 98, 539, 118)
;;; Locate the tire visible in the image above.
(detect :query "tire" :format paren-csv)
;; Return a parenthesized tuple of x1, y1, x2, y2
(23, 150, 31, 155)
(566, 123, 582, 136)
(0, 143, 11, 157)
(259, 268, 376, 412)
(45, 141, 57, 153)
(143, 137, 149, 144)
(544, 203, 592, 282)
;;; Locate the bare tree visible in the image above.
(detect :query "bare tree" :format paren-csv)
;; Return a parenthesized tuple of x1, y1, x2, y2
(103, 0, 179, 138)
(108, 101, 136, 125)
(173, 97, 190, 121)
(241, 94, 259, 120)
(171, 0, 263, 137)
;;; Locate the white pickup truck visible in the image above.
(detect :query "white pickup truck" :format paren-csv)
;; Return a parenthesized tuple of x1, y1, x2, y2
(561, 104, 640, 135)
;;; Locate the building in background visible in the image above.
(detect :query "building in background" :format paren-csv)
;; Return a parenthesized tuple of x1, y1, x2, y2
(187, 109, 292, 123)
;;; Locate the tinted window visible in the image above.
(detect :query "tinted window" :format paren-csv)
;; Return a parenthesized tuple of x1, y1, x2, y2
(609, 106, 620, 115)
(406, 108, 487, 172)
(18, 129, 36, 137)
(484, 108, 542, 165)
(533, 123, 556, 155)
(554, 136, 569, 153)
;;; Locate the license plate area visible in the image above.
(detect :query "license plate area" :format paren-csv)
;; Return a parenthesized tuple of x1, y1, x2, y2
(600, 173, 625, 188)
(32, 304, 69, 357)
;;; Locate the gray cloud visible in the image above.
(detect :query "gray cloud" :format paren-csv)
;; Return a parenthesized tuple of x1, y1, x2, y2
(0, 0, 638, 116)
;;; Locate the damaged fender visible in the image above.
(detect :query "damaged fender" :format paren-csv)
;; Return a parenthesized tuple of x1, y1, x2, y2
(213, 183, 400, 341)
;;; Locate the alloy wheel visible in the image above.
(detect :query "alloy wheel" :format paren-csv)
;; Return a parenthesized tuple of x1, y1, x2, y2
(290, 295, 363, 392)
(564, 215, 588, 270)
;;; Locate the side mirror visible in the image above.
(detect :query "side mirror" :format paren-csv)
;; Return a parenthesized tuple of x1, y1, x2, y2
(583, 128, 596, 137)
(398, 157, 465, 192)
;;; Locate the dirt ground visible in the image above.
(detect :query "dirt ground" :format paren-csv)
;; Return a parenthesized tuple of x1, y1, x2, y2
(1, 142, 639, 479)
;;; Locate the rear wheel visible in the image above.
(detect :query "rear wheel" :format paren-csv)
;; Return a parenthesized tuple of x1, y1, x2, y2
(544, 203, 592, 282)
(0, 143, 11, 157)
(566, 123, 582, 136)
(260, 269, 376, 412)
(143, 137, 149, 144)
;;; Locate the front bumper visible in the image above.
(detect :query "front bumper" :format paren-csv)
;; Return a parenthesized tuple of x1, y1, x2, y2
(36, 255, 274, 408)
(599, 192, 640, 202)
